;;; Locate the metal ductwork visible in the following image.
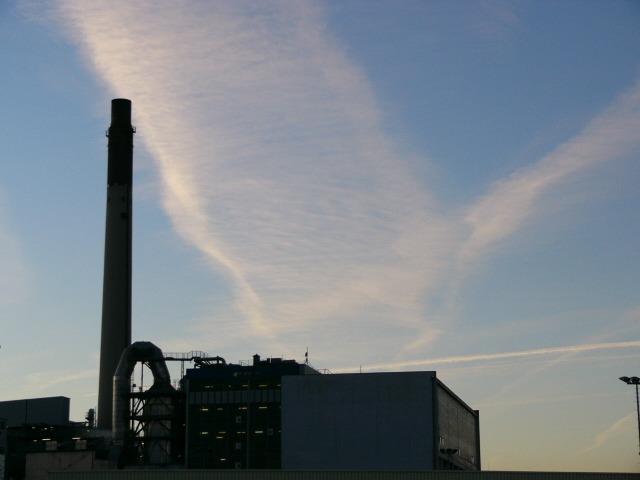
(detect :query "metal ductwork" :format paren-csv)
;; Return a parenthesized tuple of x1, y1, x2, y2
(110, 341, 176, 467)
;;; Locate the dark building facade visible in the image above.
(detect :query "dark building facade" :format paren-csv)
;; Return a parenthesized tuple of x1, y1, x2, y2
(183, 355, 319, 469)
(0, 397, 110, 479)
(183, 358, 479, 471)
(0, 397, 70, 456)
(4, 424, 109, 479)
(2, 363, 479, 474)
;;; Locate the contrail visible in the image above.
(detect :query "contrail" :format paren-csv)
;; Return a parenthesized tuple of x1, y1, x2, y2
(334, 340, 640, 372)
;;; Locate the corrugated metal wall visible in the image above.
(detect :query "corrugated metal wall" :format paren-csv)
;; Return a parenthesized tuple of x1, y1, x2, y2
(48, 470, 639, 480)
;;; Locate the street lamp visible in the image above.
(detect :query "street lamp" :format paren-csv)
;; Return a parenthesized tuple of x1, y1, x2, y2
(619, 376, 640, 455)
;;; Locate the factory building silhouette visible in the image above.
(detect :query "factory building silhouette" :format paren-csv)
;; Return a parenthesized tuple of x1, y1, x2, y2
(0, 100, 481, 477)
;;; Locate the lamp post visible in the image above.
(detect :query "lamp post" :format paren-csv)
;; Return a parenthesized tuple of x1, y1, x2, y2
(619, 376, 640, 456)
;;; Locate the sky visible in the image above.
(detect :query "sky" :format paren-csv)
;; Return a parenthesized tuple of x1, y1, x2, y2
(1, 0, 640, 473)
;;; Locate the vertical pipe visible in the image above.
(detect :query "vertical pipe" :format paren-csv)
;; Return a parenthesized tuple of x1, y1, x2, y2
(97, 99, 134, 430)
(432, 375, 440, 470)
(474, 409, 481, 470)
(636, 383, 640, 456)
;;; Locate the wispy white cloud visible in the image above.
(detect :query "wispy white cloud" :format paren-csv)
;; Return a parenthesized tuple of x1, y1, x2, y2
(48, 0, 455, 349)
(479, 391, 623, 409)
(334, 340, 640, 372)
(43, 1, 640, 363)
(458, 78, 640, 268)
(587, 413, 636, 451)
(24, 369, 97, 394)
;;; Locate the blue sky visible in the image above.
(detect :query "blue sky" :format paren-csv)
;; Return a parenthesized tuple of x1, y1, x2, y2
(1, 0, 640, 472)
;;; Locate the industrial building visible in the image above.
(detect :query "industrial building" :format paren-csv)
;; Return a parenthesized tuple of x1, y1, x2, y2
(0, 397, 109, 479)
(183, 354, 319, 469)
(281, 371, 479, 471)
(1, 100, 486, 478)
(0, 353, 480, 476)
(182, 355, 479, 471)
(82, 99, 481, 473)
(4, 423, 109, 479)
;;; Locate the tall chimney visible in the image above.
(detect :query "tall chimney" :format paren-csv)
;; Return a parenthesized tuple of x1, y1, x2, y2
(97, 99, 134, 430)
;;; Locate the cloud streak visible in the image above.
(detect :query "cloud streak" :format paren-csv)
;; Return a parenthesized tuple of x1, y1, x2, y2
(46, 1, 640, 362)
(459, 77, 640, 266)
(50, 0, 453, 348)
(587, 412, 635, 452)
(334, 340, 640, 372)
(24, 369, 97, 394)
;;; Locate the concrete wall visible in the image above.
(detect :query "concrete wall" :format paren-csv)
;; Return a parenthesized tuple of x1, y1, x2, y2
(281, 372, 436, 470)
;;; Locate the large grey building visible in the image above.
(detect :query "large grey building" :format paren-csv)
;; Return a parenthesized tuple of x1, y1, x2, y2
(282, 371, 479, 471)
(183, 356, 479, 471)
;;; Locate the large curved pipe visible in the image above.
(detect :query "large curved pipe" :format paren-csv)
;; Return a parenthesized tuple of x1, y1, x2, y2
(112, 341, 172, 450)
